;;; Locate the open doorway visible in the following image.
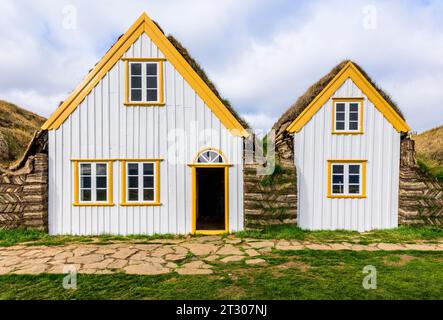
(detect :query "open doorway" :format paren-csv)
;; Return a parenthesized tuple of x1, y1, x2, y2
(196, 168, 225, 231)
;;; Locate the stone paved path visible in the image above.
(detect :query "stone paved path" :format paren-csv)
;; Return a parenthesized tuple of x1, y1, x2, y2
(1, 236, 442, 275)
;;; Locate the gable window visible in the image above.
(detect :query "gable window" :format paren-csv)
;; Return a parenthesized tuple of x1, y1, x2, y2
(332, 98, 363, 134)
(124, 58, 165, 106)
(121, 160, 162, 206)
(73, 161, 114, 206)
(327, 160, 366, 198)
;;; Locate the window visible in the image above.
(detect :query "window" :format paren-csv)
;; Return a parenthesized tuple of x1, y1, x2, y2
(328, 160, 366, 198)
(197, 150, 225, 164)
(332, 98, 363, 134)
(124, 58, 165, 106)
(121, 160, 162, 206)
(73, 161, 114, 206)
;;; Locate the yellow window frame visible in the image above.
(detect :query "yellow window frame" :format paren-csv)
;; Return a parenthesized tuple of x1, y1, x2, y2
(120, 159, 162, 206)
(73, 160, 114, 207)
(327, 160, 367, 199)
(123, 58, 165, 106)
(332, 98, 364, 135)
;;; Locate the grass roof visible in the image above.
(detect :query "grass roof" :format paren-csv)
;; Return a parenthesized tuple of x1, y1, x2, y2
(166, 35, 249, 128)
(273, 60, 405, 134)
(82, 21, 249, 129)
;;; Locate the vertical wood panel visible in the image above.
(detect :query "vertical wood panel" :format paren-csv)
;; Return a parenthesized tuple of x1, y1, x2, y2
(294, 79, 400, 231)
(48, 34, 243, 235)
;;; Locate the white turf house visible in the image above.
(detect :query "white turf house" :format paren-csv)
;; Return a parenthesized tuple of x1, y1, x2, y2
(42, 13, 411, 235)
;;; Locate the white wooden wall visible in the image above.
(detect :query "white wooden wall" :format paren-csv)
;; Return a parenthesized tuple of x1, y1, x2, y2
(294, 78, 400, 231)
(48, 33, 244, 235)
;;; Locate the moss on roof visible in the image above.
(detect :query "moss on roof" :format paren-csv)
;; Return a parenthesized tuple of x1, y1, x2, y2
(80, 20, 249, 129)
(273, 60, 405, 134)
(166, 35, 249, 129)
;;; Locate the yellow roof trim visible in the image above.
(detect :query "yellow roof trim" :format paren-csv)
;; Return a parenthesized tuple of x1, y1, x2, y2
(42, 13, 248, 137)
(286, 61, 410, 133)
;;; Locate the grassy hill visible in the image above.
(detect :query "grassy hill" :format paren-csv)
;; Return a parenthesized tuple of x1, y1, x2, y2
(413, 125, 443, 180)
(0, 100, 46, 167)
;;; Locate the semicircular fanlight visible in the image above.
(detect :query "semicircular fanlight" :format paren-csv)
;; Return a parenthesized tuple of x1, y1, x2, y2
(197, 150, 225, 164)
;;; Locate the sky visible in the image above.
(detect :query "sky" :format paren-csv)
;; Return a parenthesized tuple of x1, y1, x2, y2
(0, 0, 442, 133)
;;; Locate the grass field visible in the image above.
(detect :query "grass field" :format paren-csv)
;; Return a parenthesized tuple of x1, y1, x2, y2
(413, 125, 443, 181)
(235, 225, 443, 244)
(0, 250, 441, 300)
(1, 226, 443, 248)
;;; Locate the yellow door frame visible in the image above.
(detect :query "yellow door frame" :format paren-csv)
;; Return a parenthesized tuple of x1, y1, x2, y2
(188, 164, 231, 235)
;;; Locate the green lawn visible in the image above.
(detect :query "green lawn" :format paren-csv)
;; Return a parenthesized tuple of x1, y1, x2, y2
(0, 250, 442, 300)
(0, 228, 181, 247)
(1, 226, 442, 248)
(236, 225, 443, 244)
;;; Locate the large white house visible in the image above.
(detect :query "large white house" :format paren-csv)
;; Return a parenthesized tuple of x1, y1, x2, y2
(274, 61, 411, 231)
(42, 13, 248, 235)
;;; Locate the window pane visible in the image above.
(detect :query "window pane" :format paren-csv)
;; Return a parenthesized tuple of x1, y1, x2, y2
(131, 63, 142, 75)
(131, 89, 142, 102)
(336, 103, 345, 112)
(349, 175, 360, 184)
(96, 164, 107, 176)
(336, 122, 345, 130)
(143, 163, 154, 175)
(128, 176, 138, 188)
(350, 103, 359, 112)
(349, 122, 359, 130)
(332, 165, 344, 174)
(80, 164, 91, 175)
(81, 189, 91, 201)
(131, 76, 142, 88)
(147, 77, 157, 88)
(332, 185, 344, 194)
(336, 113, 345, 121)
(146, 63, 157, 76)
(96, 189, 107, 201)
(147, 89, 158, 102)
(81, 177, 91, 189)
(144, 176, 154, 188)
(96, 176, 107, 188)
(128, 164, 138, 175)
(349, 185, 360, 194)
(349, 112, 358, 121)
(143, 189, 154, 201)
(333, 175, 344, 184)
(128, 189, 138, 201)
(349, 165, 360, 174)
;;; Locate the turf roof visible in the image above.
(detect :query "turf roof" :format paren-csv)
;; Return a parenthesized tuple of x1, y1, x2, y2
(273, 60, 405, 134)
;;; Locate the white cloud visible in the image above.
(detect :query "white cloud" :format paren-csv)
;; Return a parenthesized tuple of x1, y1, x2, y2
(213, 0, 443, 132)
(0, 0, 442, 133)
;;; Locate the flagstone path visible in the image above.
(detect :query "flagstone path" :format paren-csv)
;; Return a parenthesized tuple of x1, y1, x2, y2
(0, 236, 442, 275)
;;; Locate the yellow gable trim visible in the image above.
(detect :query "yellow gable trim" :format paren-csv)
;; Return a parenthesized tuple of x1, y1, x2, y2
(42, 13, 248, 137)
(286, 62, 410, 133)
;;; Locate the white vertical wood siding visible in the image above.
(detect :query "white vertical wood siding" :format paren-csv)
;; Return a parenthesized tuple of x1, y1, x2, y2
(294, 79, 400, 231)
(48, 33, 244, 235)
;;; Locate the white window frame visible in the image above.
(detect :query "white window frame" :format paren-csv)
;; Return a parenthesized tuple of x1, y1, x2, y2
(79, 162, 109, 204)
(329, 162, 365, 197)
(125, 162, 157, 204)
(128, 61, 160, 103)
(333, 100, 362, 133)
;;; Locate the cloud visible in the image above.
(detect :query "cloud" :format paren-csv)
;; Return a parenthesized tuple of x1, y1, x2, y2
(0, 0, 442, 133)
(212, 0, 443, 132)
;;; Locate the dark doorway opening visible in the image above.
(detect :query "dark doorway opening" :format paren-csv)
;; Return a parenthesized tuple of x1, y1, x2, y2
(196, 168, 225, 231)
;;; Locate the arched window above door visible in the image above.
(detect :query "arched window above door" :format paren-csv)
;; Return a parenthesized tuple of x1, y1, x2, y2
(196, 149, 225, 164)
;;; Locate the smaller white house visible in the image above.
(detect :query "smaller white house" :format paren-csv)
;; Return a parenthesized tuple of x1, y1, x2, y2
(274, 61, 411, 231)
(42, 13, 248, 236)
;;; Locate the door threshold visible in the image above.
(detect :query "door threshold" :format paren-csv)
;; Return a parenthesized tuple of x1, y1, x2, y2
(195, 230, 227, 235)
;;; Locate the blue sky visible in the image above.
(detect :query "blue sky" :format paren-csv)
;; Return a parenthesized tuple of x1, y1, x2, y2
(0, 0, 442, 132)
